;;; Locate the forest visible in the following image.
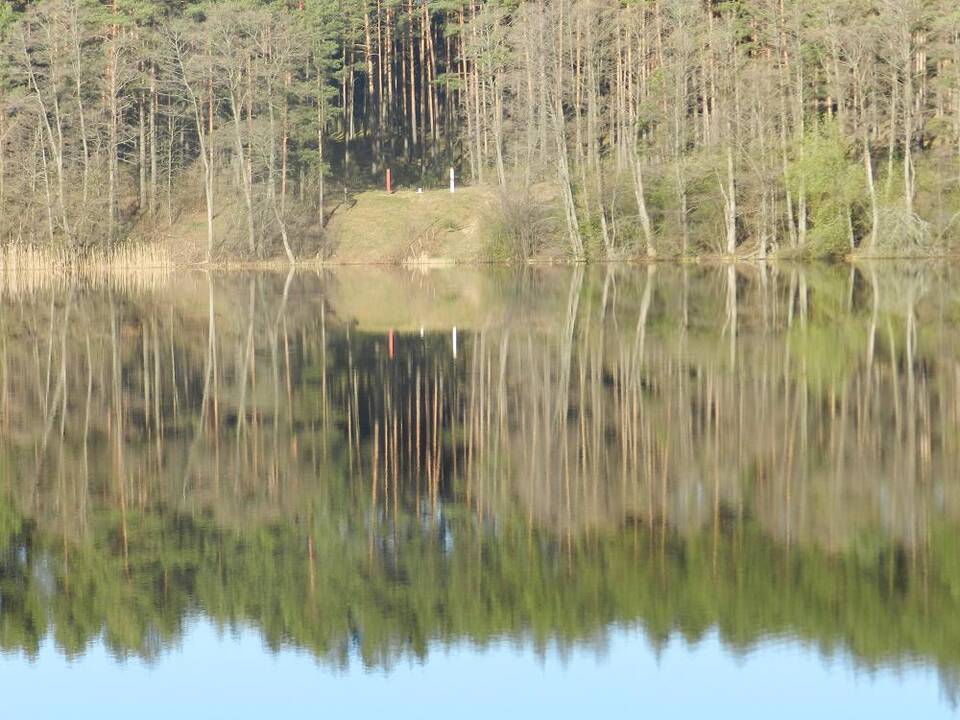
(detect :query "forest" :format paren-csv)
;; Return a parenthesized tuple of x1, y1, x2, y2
(3, 0, 960, 261)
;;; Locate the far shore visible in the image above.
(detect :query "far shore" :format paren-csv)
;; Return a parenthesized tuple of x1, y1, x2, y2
(2, 185, 957, 272)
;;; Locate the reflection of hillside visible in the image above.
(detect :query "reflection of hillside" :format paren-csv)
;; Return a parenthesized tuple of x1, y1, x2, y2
(0, 264, 959, 675)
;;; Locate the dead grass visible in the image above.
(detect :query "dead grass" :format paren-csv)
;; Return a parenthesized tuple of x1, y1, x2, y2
(0, 243, 173, 297)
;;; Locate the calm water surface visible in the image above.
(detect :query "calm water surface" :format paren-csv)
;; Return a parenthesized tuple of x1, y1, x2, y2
(0, 264, 958, 716)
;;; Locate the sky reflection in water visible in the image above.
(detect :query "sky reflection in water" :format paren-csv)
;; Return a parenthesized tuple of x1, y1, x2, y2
(0, 624, 950, 718)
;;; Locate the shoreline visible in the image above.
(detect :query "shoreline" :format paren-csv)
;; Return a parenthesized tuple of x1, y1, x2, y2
(6, 186, 957, 270)
(0, 245, 960, 274)
(1, 253, 956, 273)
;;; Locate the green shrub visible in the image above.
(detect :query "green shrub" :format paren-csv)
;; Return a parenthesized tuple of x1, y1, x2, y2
(787, 120, 865, 257)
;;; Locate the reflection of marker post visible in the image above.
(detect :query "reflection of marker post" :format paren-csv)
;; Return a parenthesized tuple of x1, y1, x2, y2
(388, 329, 395, 359)
(449, 167, 455, 193)
(386, 168, 392, 194)
(452, 326, 458, 359)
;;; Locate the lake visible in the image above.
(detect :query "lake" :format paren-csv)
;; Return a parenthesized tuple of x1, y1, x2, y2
(0, 264, 957, 716)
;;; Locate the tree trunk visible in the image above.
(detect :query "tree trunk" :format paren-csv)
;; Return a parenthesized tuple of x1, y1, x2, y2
(864, 130, 879, 250)
(724, 145, 737, 255)
(229, 89, 257, 256)
(630, 142, 654, 257)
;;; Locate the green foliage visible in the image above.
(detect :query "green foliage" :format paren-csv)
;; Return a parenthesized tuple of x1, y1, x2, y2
(0, 5, 15, 38)
(787, 121, 865, 257)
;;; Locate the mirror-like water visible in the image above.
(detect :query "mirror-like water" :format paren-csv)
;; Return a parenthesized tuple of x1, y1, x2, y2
(0, 264, 958, 715)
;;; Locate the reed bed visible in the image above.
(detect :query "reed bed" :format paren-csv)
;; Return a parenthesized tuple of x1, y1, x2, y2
(0, 243, 174, 298)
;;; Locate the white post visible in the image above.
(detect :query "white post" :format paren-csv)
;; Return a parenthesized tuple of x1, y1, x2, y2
(449, 167, 455, 193)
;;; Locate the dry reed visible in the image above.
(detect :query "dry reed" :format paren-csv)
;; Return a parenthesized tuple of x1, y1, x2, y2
(0, 243, 174, 298)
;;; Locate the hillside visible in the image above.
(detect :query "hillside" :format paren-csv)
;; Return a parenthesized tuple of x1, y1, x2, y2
(323, 186, 498, 264)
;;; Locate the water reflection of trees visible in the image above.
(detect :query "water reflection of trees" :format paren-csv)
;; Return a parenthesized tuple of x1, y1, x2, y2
(0, 264, 958, 679)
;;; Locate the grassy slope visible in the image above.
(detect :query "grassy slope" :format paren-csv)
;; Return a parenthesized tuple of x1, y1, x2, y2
(324, 186, 498, 264)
